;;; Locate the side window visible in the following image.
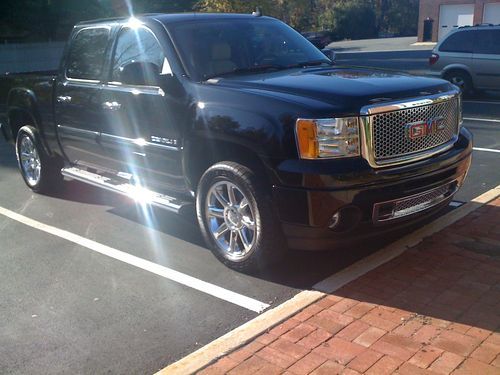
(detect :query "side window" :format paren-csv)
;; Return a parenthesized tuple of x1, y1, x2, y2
(66, 28, 109, 80)
(439, 31, 475, 53)
(474, 30, 500, 55)
(111, 27, 164, 83)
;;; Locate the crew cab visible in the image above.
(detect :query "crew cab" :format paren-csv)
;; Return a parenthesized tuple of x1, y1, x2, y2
(0, 13, 473, 271)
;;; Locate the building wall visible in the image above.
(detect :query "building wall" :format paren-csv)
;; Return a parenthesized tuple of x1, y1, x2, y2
(0, 42, 65, 74)
(418, 0, 500, 42)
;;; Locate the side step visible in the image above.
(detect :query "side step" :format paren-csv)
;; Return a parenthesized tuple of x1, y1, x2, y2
(61, 167, 190, 214)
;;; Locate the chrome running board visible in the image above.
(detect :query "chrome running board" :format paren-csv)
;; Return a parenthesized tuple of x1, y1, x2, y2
(61, 167, 188, 213)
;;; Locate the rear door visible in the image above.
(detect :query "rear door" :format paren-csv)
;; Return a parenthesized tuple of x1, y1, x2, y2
(472, 29, 500, 90)
(99, 25, 186, 194)
(55, 26, 110, 168)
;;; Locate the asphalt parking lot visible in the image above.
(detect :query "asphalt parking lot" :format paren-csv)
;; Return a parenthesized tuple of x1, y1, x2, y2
(1, 99, 499, 374)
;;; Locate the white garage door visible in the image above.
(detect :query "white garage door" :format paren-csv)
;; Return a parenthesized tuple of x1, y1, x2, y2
(438, 4, 474, 41)
(483, 3, 500, 24)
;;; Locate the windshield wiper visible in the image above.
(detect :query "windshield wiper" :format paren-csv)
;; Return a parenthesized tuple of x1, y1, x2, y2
(286, 60, 333, 68)
(204, 64, 286, 80)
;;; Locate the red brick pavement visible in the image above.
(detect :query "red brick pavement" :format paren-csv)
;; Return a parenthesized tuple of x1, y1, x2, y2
(199, 198, 500, 374)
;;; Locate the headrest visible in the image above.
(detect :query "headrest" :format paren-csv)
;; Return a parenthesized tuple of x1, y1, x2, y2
(211, 43, 232, 60)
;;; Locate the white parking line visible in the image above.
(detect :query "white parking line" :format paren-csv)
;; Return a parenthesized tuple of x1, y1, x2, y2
(474, 147, 500, 154)
(464, 117, 500, 123)
(0, 206, 270, 313)
(463, 101, 500, 105)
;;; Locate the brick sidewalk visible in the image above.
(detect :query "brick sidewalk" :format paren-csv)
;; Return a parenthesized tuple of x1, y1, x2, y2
(199, 198, 500, 375)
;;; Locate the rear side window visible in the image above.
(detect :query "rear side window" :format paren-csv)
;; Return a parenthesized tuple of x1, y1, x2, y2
(474, 30, 500, 55)
(439, 31, 475, 53)
(66, 27, 109, 80)
(111, 27, 164, 83)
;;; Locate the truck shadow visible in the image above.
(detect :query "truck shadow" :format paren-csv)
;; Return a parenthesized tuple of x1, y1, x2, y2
(0, 139, 18, 170)
(44, 179, 457, 290)
(42, 179, 500, 340)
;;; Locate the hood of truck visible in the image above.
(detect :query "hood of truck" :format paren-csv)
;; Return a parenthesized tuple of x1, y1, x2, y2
(205, 66, 454, 114)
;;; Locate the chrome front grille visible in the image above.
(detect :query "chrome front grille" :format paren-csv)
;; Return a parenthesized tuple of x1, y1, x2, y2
(373, 181, 458, 223)
(372, 98, 459, 160)
(360, 90, 461, 168)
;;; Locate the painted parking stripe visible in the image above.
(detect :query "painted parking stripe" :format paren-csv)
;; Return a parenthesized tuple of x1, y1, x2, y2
(464, 117, 500, 123)
(463, 101, 500, 105)
(474, 147, 500, 154)
(0, 206, 270, 313)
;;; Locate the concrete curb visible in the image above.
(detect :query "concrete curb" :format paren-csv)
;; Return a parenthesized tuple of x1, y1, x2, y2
(156, 185, 500, 375)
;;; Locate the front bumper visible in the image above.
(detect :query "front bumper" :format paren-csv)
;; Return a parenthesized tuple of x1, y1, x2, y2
(272, 128, 473, 251)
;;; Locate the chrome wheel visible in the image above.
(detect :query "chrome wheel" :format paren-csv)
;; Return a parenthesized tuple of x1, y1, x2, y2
(19, 135, 41, 187)
(450, 76, 465, 89)
(206, 181, 256, 261)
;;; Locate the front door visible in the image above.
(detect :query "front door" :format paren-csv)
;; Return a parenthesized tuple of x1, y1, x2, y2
(99, 25, 186, 194)
(55, 26, 110, 168)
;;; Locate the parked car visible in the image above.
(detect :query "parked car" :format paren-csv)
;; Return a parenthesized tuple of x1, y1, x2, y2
(301, 31, 334, 49)
(0, 13, 472, 271)
(430, 25, 500, 94)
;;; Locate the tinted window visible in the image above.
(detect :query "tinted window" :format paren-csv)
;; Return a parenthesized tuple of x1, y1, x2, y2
(439, 31, 475, 53)
(474, 30, 500, 55)
(111, 27, 164, 82)
(170, 19, 330, 81)
(66, 28, 109, 80)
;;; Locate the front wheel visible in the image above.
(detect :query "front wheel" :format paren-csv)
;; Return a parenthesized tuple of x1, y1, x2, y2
(444, 70, 473, 96)
(196, 162, 285, 272)
(16, 126, 63, 193)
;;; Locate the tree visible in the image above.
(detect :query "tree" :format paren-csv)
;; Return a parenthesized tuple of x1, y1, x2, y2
(318, 0, 377, 39)
(382, 0, 418, 36)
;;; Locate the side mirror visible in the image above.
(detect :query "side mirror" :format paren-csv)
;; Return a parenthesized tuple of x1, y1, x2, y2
(119, 61, 161, 86)
(322, 49, 336, 62)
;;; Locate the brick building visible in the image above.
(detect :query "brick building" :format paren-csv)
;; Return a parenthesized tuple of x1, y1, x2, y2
(418, 0, 500, 42)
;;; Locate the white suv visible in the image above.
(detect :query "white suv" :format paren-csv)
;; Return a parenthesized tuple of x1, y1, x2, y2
(430, 25, 500, 94)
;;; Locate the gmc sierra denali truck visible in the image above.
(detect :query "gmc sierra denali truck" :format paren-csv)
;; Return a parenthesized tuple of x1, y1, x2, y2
(0, 13, 472, 271)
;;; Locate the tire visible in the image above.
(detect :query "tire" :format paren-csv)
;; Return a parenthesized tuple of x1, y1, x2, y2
(196, 161, 286, 272)
(15, 126, 63, 194)
(444, 70, 473, 96)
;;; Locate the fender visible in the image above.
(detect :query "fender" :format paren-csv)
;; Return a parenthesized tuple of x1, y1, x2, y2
(6, 88, 51, 155)
(182, 104, 282, 192)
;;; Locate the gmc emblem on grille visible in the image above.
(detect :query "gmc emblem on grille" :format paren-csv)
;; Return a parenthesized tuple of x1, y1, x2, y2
(406, 117, 445, 140)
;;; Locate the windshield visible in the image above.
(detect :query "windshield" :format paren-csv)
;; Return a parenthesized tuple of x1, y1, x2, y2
(169, 18, 330, 81)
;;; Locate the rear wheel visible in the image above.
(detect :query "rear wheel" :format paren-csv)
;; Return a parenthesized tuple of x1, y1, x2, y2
(16, 126, 63, 193)
(196, 162, 285, 272)
(444, 70, 473, 96)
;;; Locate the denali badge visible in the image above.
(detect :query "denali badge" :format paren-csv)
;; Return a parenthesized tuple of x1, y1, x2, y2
(406, 117, 445, 140)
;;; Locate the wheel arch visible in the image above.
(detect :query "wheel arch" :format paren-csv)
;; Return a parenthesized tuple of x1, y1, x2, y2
(6, 88, 50, 154)
(184, 138, 275, 194)
(441, 65, 473, 80)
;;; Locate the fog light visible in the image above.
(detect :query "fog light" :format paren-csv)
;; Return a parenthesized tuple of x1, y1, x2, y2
(328, 212, 341, 229)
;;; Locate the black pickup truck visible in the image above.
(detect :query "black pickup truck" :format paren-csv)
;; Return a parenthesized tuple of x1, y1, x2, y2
(0, 13, 472, 271)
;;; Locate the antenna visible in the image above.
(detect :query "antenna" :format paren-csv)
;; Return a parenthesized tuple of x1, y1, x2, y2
(252, 7, 262, 17)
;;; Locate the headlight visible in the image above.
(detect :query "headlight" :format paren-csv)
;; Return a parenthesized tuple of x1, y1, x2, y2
(295, 117, 360, 159)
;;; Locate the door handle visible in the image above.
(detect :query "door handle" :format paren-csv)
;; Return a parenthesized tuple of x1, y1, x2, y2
(102, 101, 122, 111)
(56, 95, 72, 103)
